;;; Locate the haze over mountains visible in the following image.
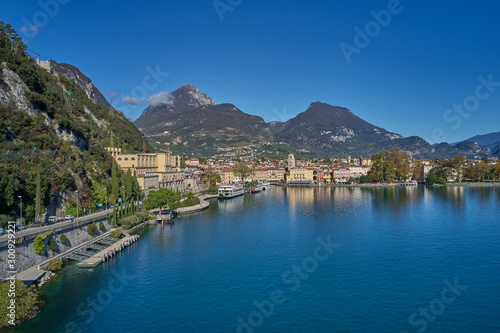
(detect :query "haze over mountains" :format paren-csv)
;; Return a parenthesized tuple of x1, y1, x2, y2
(48, 61, 497, 158)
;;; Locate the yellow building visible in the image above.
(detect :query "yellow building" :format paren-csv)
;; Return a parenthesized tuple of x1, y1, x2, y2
(288, 168, 314, 183)
(105, 147, 181, 174)
(323, 172, 332, 183)
(220, 169, 235, 184)
(253, 169, 269, 181)
(136, 172, 159, 192)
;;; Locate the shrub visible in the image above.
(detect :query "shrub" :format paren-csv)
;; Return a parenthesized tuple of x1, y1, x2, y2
(45, 259, 63, 272)
(47, 238, 55, 251)
(110, 229, 122, 238)
(87, 223, 97, 235)
(33, 236, 45, 255)
(118, 211, 150, 229)
(60, 234, 67, 245)
(99, 221, 104, 230)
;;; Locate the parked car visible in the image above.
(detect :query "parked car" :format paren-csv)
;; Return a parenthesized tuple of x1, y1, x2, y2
(65, 215, 74, 221)
(15, 225, 26, 231)
(47, 216, 57, 223)
(31, 221, 43, 227)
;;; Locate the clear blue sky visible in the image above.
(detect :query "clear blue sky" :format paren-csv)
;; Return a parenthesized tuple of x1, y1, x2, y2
(3, 0, 500, 143)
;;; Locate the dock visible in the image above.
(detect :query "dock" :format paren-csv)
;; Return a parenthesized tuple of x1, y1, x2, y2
(76, 235, 140, 268)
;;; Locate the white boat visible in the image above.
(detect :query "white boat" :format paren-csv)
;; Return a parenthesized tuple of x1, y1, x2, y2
(218, 183, 245, 199)
(261, 182, 271, 191)
(251, 185, 262, 193)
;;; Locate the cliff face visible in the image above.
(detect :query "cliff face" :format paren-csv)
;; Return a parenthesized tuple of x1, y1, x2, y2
(0, 66, 34, 115)
(51, 61, 113, 110)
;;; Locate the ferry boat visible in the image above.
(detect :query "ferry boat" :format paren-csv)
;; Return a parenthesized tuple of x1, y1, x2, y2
(251, 185, 262, 193)
(261, 182, 271, 191)
(218, 183, 245, 199)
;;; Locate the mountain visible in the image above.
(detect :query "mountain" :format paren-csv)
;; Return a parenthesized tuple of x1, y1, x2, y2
(0, 23, 149, 222)
(272, 102, 421, 156)
(460, 132, 500, 155)
(134, 86, 493, 158)
(51, 61, 113, 110)
(134, 84, 216, 135)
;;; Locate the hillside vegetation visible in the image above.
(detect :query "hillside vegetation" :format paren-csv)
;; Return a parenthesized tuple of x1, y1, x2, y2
(0, 22, 150, 226)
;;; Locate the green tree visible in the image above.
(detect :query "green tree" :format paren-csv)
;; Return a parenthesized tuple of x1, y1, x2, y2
(35, 164, 41, 221)
(233, 161, 253, 181)
(370, 152, 385, 182)
(0, 280, 43, 326)
(426, 173, 438, 184)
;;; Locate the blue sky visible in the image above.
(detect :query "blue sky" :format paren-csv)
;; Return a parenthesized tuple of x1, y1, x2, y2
(3, 0, 500, 143)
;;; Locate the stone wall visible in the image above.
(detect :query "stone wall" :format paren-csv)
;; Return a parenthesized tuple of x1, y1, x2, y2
(0, 219, 112, 280)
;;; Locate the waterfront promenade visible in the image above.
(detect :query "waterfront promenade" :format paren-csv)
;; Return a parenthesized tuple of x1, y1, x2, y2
(175, 194, 218, 214)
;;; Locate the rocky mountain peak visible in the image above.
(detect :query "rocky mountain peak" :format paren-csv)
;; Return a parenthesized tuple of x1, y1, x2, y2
(170, 84, 216, 110)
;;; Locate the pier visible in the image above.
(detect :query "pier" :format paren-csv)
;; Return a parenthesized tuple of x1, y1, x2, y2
(76, 235, 140, 268)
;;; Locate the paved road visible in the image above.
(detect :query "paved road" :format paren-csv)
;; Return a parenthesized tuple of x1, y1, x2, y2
(0, 209, 112, 242)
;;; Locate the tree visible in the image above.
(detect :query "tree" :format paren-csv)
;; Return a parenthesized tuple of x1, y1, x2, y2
(449, 156, 466, 182)
(111, 160, 120, 202)
(35, 164, 41, 221)
(385, 149, 410, 180)
(370, 152, 385, 182)
(426, 173, 438, 184)
(233, 161, 253, 182)
(493, 163, 500, 180)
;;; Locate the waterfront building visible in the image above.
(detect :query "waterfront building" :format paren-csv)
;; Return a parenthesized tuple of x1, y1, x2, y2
(253, 169, 269, 182)
(348, 166, 369, 178)
(287, 168, 314, 183)
(105, 147, 181, 174)
(221, 169, 235, 184)
(419, 164, 433, 182)
(332, 168, 351, 183)
(268, 169, 285, 181)
(137, 172, 160, 195)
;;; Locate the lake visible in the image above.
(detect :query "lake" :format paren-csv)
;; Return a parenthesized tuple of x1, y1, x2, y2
(6, 186, 500, 333)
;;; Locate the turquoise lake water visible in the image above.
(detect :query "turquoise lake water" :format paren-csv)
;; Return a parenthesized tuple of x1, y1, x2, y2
(5, 186, 500, 332)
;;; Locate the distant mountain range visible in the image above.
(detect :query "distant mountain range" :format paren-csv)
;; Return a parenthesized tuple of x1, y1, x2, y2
(133, 84, 496, 158)
(46, 60, 498, 159)
(461, 132, 500, 155)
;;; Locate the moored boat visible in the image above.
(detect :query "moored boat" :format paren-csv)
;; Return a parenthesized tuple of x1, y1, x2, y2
(251, 185, 262, 193)
(218, 183, 245, 199)
(261, 182, 271, 190)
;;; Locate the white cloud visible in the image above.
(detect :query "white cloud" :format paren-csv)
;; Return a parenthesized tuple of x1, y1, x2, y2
(146, 91, 175, 107)
(122, 96, 139, 105)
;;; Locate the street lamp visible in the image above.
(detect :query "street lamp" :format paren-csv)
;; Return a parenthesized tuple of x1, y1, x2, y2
(76, 190, 79, 218)
(18, 196, 22, 226)
(104, 187, 107, 210)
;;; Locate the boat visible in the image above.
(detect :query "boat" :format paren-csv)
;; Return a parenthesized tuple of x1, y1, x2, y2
(218, 183, 245, 199)
(251, 185, 262, 193)
(261, 182, 271, 191)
